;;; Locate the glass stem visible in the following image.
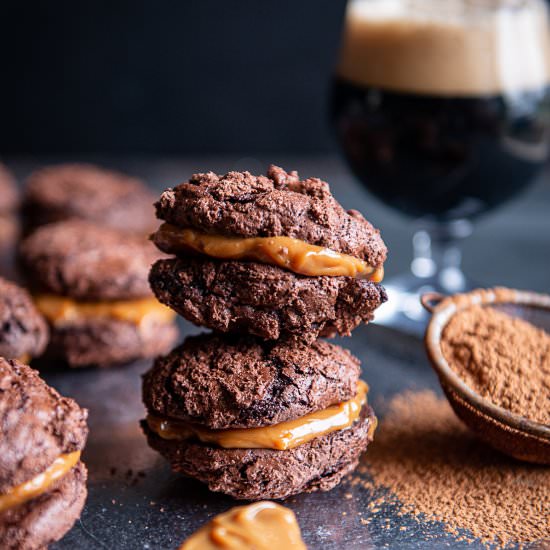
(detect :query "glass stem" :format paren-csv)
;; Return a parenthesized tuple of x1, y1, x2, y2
(411, 219, 473, 293)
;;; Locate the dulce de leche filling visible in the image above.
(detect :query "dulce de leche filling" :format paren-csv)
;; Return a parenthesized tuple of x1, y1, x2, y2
(179, 501, 306, 550)
(0, 451, 81, 513)
(153, 223, 384, 281)
(147, 380, 370, 451)
(34, 294, 175, 327)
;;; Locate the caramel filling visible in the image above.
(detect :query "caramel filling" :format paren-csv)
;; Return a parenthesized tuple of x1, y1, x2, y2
(0, 451, 80, 513)
(148, 381, 369, 451)
(34, 294, 175, 326)
(153, 224, 384, 281)
(180, 501, 306, 550)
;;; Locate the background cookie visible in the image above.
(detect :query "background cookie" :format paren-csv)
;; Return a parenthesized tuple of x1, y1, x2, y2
(45, 316, 178, 368)
(19, 220, 158, 300)
(18, 220, 177, 368)
(23, 163, 156, 234)
(150, 257, 387, 341)
(0, 278, 48, 360)
(143, 333, 360, 429)
(0, 164, 18, 214)
(154, 165, 386, 268)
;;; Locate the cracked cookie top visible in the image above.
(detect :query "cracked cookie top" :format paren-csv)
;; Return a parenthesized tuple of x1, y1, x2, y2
(142, 333, 361, 429)
(154, 165, 387, 268)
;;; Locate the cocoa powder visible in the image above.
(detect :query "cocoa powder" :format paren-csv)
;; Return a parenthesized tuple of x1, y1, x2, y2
(441, 305, 550, 424)
(360, 391, 550, 547)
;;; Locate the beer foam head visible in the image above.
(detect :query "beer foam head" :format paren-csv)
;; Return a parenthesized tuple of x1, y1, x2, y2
(337, 0, 550, 95)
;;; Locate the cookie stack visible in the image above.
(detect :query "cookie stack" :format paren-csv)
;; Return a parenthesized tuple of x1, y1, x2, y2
(142, 165, 387, 500)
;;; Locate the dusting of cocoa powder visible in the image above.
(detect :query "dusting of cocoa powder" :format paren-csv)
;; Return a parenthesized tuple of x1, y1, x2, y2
(441, 305, 550, 424)
(360, 391, 550, 547)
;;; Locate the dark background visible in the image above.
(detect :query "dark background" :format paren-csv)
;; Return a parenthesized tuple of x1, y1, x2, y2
(1, 1, 347, 155)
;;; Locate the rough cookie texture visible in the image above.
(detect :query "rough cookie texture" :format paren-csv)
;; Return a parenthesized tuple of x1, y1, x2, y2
(154, 165, 387, 268)
(143, 333, 360, 429)
(23, 163, 156, 233)
(0, 359, 88, 493)
(0, 462, 87, 550)
(142, 403, 375, 501)
(0, 278, 48, 360)
(150, 257, 387, 341)
(0, 164, 18, 214)
(44, 317, 178, 369)
(19, 220, 159, 300)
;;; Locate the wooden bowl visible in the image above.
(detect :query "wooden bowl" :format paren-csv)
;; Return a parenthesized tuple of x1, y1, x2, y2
(422, 287, 550, 464)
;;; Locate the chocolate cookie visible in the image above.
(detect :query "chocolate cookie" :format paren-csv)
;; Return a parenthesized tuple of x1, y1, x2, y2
(142, 334, 376, 500)
(19, 221, 177, 368)
(19, 220, 159, 300)
(143, 333, 360, 429)
(0, 164, 18, 214)
(143, 401, 375, 501)
(0, 278, 48, 361)
(0, 359, 88, 548)
(150, 257, 387, 341)
(0, 463, 87, 550)
(22, 163, 156, 234)
(154, 165, 386, 268)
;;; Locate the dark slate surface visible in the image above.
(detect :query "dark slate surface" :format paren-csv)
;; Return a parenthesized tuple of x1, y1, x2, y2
(2, 156, 549, 549)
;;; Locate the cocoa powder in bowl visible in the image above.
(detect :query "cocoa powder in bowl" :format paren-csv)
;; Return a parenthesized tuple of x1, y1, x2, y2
(360, 391, 550, 547)
(441, 305, 550, 425)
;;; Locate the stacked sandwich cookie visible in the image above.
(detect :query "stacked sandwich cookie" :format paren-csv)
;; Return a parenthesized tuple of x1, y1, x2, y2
(143, 166, 387, 500)
(0, 359, 88, 549)
(18, 220, 177, 368)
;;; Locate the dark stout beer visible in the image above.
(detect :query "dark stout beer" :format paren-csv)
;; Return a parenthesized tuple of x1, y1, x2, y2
(331, 0, 550, 221)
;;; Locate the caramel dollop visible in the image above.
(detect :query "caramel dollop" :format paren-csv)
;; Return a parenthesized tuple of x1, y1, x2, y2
(0, 451, 81, 513)
(153, 224, 384, 281)
(34, 295, 175, 326)
(147, 381, 369, 450)
(179, 501, 306, 550)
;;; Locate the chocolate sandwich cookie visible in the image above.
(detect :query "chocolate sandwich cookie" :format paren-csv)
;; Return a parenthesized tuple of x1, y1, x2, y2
(19, 220, 178, 368)
(23, 163, 156, 234)
(0, 358, 88, 549)
(0, 278, 48, 362)
(142, 334, 377, 501)
(150, 165, 387, 340)
(0, 164, 18, 215)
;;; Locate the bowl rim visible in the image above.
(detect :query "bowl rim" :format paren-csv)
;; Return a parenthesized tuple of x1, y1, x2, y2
(423, 286, 550, 441)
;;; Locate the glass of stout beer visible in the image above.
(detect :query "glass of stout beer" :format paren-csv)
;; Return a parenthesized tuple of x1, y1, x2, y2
(331, 0, 550, 332)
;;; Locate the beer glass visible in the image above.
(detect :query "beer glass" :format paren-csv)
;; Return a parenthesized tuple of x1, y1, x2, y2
(331, 0, 550, 332)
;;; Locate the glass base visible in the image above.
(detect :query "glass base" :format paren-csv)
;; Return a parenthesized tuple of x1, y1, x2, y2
(373, 269, 477, 338)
